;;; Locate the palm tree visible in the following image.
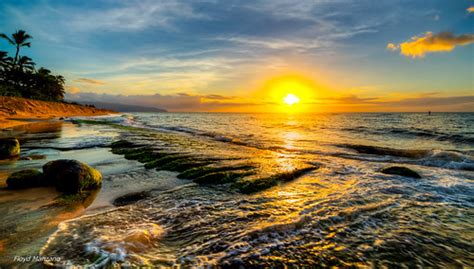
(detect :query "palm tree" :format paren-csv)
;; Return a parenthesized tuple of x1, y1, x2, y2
(0, 30, 32, 65)
(0, 51, 10, 70)
(0, 51, 14, 69)
(17, 56, 35, 72)
(37, 67, 51, 76)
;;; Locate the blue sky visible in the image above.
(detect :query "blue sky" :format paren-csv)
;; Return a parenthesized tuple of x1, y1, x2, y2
(1, 0, 473, 111)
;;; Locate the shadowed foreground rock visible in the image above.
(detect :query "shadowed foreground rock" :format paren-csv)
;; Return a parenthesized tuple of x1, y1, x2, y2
(381, 166, 421, 179)
(0, 138, 20, 159)
(43, 159, 102, 193)
(6, 169, 44, 189)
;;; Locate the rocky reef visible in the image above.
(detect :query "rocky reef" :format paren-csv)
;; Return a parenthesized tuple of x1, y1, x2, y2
(110, 139, 318, 194)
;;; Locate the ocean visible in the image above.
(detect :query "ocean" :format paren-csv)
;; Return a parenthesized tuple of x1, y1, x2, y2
(2, 112, 473, 267)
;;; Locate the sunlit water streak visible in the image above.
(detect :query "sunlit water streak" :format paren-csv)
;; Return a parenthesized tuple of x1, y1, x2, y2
(11, 113, 474, 267)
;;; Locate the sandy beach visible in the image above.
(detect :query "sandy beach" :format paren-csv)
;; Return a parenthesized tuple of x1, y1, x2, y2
(0, 96, 113, 129)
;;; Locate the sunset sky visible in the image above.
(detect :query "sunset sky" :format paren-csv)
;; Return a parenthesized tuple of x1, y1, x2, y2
(1, 0, 473, 112)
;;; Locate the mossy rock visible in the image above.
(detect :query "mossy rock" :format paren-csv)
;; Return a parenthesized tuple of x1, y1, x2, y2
(113, 191, 150, 206)
(0, 138, 20, 159)
(111, 140, 137, 148)
(43, 159, 102, 194)
(380, 166, 421, 179)
(160, 160, 212, 172)
(233, 167, 317, 194)
(124, 149, 155, 162)
(6, 169, 44, 189)
(194, 170, 254, 184)
(144, 154, 190, 169)
(178, 165, 255, 179)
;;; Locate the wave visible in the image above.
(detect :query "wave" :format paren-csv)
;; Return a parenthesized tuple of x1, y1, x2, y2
(342, 126, 474, 146)
(337, 144, 474, 171)
(338, 144, 430, 158)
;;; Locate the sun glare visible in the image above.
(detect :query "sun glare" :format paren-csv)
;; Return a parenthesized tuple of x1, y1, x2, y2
(256, 74, 320, 112)
(284, 93, 300, 105)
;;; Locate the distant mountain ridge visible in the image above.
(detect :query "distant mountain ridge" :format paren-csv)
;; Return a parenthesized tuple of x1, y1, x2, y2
(76, 101, 167, 112)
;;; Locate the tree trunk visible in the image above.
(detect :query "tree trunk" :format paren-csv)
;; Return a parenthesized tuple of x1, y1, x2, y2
(14, 46, 19, 65)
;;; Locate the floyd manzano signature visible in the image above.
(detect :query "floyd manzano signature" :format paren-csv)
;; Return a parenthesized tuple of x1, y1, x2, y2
(13, 256, 62, 263)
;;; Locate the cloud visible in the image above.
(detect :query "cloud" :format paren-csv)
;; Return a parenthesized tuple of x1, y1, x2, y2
(67, 86, 81, 94)
(468, 6, 474, 13)
(68, 0, 208, 32)
(66, 91, 474, 112)
(386, 95, 474, 106)
(203, 94, 237, 100)
(388, 32, 474, 58)
(216, 36, 327, 51)
(386, 43, 398, 51)
(74, 78, 106, 85)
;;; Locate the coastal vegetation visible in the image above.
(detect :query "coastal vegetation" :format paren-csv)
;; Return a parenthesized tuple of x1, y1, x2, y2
(0, 30, 65, 101)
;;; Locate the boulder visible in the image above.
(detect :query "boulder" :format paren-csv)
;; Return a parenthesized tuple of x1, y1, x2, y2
(380, 166, 421, 179)
(6, 169, 44, 189)
(43, 159, 102, 194)
(0, 138, 20, 159)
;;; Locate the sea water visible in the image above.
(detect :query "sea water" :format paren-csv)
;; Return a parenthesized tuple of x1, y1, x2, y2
(6, 113, 474, 267)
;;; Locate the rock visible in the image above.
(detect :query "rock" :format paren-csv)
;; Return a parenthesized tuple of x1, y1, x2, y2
(6, 169, 44, 189)
(43, 159, 102, 193)
(380, 166, 421, 179)
(113, 191, 150, 206)
(0, 138, 20, 159)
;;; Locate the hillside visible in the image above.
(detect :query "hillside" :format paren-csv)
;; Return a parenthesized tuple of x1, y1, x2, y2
(0, 96, 114, 128)
(76, 101, 167, 112)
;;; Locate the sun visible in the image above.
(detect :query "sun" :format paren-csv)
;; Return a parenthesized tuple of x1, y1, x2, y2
(283, 93, 300, 105)
(255, 74, 320, 112)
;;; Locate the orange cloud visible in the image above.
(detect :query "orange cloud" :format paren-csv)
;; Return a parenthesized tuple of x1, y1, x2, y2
(68, 86, 81, 94)
(74, 78, 106, 85)
(386, 43, 398, 51)
(388, 32, 474, 58)
(468, 6, 474, 13)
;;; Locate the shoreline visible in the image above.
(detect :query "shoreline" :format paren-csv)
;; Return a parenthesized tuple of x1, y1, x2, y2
(0, 96, 115, 129)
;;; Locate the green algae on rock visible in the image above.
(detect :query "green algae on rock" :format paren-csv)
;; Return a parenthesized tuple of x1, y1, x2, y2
(177, 165, 255, 179)
(380, 166, 421, 179)
(233, 166, 319, 194)
(6, 169, 44, 189)
(109, 137, 319, 194)
(0, 138, 20, 159)
(43, 159, 103, 194)
(193, 170, 255, 184)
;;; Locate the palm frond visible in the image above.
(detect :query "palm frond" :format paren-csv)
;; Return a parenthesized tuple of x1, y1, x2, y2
(0, 33, 15, 45)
